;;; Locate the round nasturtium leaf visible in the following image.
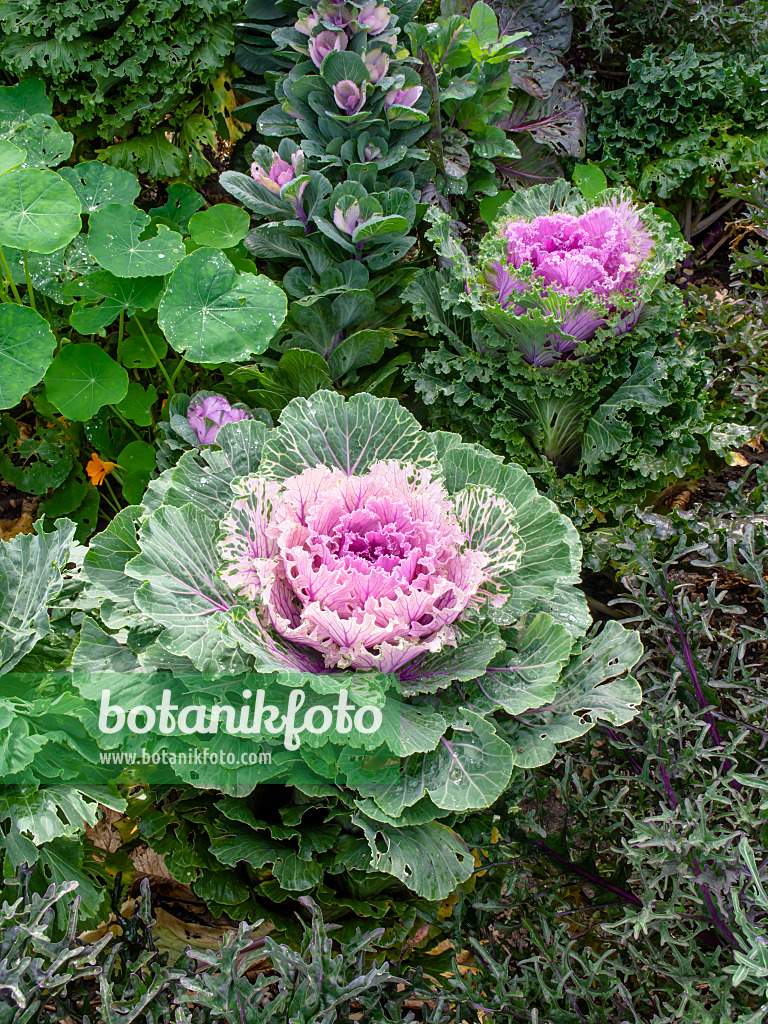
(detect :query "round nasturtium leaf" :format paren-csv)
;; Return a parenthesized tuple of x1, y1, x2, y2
(45, 343, 129, 420)
(0, 304, 57, 408)
(117, 320, 168, 369)
(188, 204, 250, 249)
(59, 161, 140, 213)
(3, 115, 74, 170)
(158, 248, 287, 363)
(0, 79, 51, 123)
(0, 140, 25, 176)
(116, 438, 156, 504)
(0, 168, 82, 253)
(115, 382, 158, 426)
(88, 203, 187, 277)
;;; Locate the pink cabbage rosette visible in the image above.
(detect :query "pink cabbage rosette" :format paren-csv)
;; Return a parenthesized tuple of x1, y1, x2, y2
(219, 395, 527, 673)
(477, 191, 658, 365)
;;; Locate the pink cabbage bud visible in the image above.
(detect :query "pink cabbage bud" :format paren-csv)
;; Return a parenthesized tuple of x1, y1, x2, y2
(333, 201, 362, 235)
(318, 2, 356, 27)
(385, 85, 422, 110)
(363, 48, 389, 84)
(363, 143, 382, 161)
(295, 11, 320, 34)
(250, 150, 304, 194)
(332, 79, 367, 114)
(187, 396, 254, 446)
(357, 3, 390, 34)
(309, 29, 347, 67)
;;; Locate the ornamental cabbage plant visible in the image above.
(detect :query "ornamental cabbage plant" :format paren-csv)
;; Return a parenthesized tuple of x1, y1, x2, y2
(220, 459, 515, 672)
(406, 180, 746, 517)
(78, 392, 642, 901)
(451, 182, 679, 367)
(488, 197, 655, 362)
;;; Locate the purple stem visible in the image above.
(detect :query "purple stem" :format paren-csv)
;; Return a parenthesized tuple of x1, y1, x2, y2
(436, 27, 463, 74)
(602, 726, 644, 776)
(293, 198, 311, 234)
(658, 739, 739, 948)
(527, 837, 643, 908)
(660, 581, 742, 792)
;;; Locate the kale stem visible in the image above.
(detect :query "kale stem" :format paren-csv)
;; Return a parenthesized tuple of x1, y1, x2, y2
(659, 576, 741, 792)
(0, 245, 22, 303)
(22, 251, 35, 310)
(527, 836, 643, 908)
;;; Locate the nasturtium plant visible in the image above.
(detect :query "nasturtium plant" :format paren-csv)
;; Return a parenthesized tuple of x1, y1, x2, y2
(0, 79, 288, 540)
(45, 344, 129, 421)
(58, 161, 141, 213)
(0, 168, 82, 253)
(87, 205, 187, 278)
(77, 392, 642, 900)
(189, 204, 251, 249)
(0, 139, 25, 175)
(158, 249, 288, 363)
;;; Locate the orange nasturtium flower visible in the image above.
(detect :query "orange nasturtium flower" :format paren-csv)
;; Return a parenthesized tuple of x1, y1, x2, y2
(86, 453, 118, 486)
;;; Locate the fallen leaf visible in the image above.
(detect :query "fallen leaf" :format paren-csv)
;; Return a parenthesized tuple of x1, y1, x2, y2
(726, 451, 750, 467)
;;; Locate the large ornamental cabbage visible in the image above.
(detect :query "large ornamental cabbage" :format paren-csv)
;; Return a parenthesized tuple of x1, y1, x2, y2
(79, 393, 642, 901)
(489, 197, 655, 356)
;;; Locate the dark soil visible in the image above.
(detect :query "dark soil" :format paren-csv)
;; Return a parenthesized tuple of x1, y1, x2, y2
(0, 480, 33, 520)
(136, 141, 237, 211)
(691, 443, 768, 507)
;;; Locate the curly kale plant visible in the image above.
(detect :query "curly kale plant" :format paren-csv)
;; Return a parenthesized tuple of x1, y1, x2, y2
(570, 0, 768, 58)
(588, 45, 768, 220)
(0, 0, 241, 179)
(406, 180, 747, 516)
(73, 392, 642, 903)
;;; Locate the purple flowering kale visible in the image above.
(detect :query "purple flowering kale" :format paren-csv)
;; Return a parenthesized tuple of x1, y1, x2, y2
(221, 460, 504, 671)
(187, 396, 254, 446)
(486, 197, 655, 362)
(460, 190, 671, 366)
(332, 200, 362, 235)
(356, 2, 390, 34)
(385, 85, 423, 111)
(363, 48, 389, 84)
(86, 391, 643, 899)
(250, 150, 304, 194)
(419, 185, 687, 371)
(502, 200, 654, 303)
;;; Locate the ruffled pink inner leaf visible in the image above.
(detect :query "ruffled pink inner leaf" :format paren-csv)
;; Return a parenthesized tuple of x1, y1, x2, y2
(220, 461, 497, 672)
